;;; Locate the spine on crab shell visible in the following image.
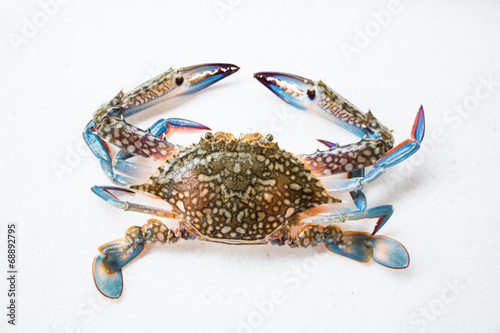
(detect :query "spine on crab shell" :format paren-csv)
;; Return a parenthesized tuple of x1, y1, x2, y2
(268, 225, 409, 269)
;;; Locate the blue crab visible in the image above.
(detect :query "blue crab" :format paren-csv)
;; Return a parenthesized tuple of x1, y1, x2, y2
(83, 63, 425, 298)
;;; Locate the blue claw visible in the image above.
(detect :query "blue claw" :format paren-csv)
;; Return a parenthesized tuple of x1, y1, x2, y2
(371, 237, 409, 269)
(84, 63, 238, 175)
(93, 254, 123, 299)
(254, 72, 314, 111)
(177, 63, 240, 96)
(254, 71, 372, 140)
(118, 63, 240, 118)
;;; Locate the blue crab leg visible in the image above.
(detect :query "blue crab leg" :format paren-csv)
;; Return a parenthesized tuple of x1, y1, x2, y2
(113, 117, 211, 163)
(254, 71, 425, 177)
(347, 168, 367, 211)
(84, 63, 238, 178)
(109, 118, 211, 186)
(318, 140, 369, 210)
(91, 186, 175, 218)
(110, 161, 158, 186)
(268, 223, 408, 269)
(93, 220, 197, 298)
(317, 137, 368, 210)
(322, 106, 425, 193)
(93, 254, 124, 299)
(300, 204, 394, 235)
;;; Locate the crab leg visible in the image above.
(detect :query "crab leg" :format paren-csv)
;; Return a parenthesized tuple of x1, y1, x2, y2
(322, 106, 424, 193)
(347, 168, 367, 210)
(300, 204, 394, 235)
(268, 223, 408, 269)
(109, 118, 211, 186)
(254, 71, 425, 180)
(315, 140, 368, 210)
(113, 117, 210, 160)
(93, 220, 197, 298)
(83, 109, 210, 182)
(84, 63, 239, 179)
(91, 186, 175, 218)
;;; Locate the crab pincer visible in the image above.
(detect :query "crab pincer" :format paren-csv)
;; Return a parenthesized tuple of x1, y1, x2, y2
(254, 71, 424, 181)
(83, 63, 239, 184)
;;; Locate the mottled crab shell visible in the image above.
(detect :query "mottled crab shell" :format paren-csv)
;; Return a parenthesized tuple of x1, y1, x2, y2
(132, 132, 339, 242)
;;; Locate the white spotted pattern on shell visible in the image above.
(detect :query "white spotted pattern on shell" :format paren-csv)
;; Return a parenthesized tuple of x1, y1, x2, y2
(132, 132, 340, 241)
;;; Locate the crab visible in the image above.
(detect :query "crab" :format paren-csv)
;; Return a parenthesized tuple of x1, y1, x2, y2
(83, 63, 425, 298)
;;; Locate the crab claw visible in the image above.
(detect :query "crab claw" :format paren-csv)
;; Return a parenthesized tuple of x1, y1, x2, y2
(115, 63, 240, 119)
(254, 72, 315, 111)
(177, 63, 240, 96)
(254, 71, 394, 144)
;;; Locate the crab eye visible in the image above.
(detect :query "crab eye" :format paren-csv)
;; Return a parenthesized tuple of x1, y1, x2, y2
(175, 76, 184, 86)
(307, 88, 316, 100)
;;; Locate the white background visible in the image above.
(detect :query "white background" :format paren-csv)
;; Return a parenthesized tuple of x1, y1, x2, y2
(1, 1, 500, 332)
